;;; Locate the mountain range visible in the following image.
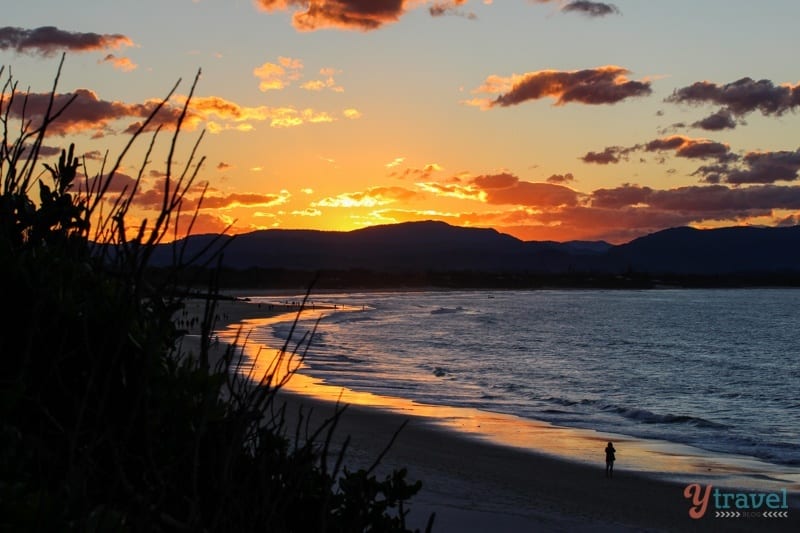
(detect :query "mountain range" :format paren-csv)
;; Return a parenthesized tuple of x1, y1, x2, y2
(149, 221, 800, 280)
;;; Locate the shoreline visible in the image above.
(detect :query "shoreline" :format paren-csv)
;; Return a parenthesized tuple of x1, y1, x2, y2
(180, 295, 800, 531)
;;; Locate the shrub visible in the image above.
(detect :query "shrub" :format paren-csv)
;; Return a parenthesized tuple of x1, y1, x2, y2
(0, 57, 431, 532)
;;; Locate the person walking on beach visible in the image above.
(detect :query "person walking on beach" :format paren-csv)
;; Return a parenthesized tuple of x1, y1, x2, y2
(605, 442, 616, 478)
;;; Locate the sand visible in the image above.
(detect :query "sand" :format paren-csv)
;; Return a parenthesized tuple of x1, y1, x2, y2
(178, 296, 800, 532)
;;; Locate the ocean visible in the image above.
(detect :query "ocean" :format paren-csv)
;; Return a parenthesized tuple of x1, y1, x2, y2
(233, 289, 800, 487)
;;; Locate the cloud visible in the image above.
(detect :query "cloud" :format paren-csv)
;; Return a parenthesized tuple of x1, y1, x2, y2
(82, 171, 138, 195)
(99, 54, 137, 72)
(129, 179, 290, 212)
(429, 1, 476, 19)
(666, 77, 800, 128)
(590, 183, 800, 215)
(4, 89, 161, 137)
(726, 149, 800, 184)
(263, 107, 334, 128)
(644, 135, 735, 162)
(0, 26, 133, 56)
(4, 89, 339, 137)
(253, 56, 303, 91)
(691, 109, 738, 131)
(417, 181, 483, 201)
(313, 186, 419, 208)
(291, 208, 323, 217)
(579, 136, 800, 187)
(535, 0, 620, 18)
(499, 183, 800, 242)
(253, 0, 409, 31)
(476, 177, 581, 207)
(546, 172, 575, 184)
(581, 146, 629, 164)
(421, 172, 581, 207)
(391, 163, 443, 180)
(560, 1, 621, 17)
(470, 66, 651, 109)
(197, 191, 290, 210)
(300, 67, 345, 92)
(583, 135, 735, 168)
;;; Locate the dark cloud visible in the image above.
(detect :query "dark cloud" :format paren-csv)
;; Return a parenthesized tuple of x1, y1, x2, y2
(691, 109, 738, 131)
(691, 164, 729, 184)
(666, 77, 800, 126)
(583, 135, 735, 167)
(644, 135, 735, 162)
(429, 1, 475, 19)
(581, 147, 626, 164)
(32, 145, 64, 158)
(580, 135, 739, 170)
(561, 1, 621, 17)
(254, 0, 407, 31)
(535, 0, 620, 18)
(591, 183, 800, 215)
(727, 149, 800, 184)
(4, 88, 191, 138)
(83, 171, 138, 195)
(546, 173, 575, 184)
(0, 26, 132, 56)
(488, 66, 651, 108)
(692, 149, 800, 185)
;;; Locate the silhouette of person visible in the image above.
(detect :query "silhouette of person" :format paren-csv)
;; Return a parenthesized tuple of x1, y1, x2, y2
(605, 442, 616, 478)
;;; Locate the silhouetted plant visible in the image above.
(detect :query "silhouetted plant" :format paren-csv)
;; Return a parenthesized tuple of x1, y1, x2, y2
(0, 56, 431, 532)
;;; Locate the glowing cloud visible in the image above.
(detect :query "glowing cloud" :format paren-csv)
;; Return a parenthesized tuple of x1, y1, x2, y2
(471, 173, 581, 207)
(301, 67, 344, 92)
(253, 56, 304, 91)
(313, 186, 419, 208)
(99, 54, 137, 72)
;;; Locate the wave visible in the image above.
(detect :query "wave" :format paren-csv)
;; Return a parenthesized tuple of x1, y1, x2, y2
(602, 405, 729, 429)
(543, 396, 600, 407)
(430, 306, 464, 315)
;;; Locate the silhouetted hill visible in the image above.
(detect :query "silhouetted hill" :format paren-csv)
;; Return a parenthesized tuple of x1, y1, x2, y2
(610, 225, 800, 274)
(151, 221, 610, 273)
(149, 221, 800, 283)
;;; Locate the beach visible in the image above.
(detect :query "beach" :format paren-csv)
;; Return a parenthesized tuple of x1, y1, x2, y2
(179, 296, 799, 532)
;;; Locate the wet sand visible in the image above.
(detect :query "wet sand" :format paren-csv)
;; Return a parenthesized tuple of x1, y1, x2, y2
(178, 296, 800, 532)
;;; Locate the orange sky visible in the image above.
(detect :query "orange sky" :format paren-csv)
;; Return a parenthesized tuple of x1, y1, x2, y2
(4, 1, 800, 243)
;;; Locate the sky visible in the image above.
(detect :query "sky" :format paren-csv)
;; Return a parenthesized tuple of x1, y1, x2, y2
(3, 0, 800, 243)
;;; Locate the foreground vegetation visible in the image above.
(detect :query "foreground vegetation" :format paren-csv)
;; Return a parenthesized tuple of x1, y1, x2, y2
(0, 59, 430, 531)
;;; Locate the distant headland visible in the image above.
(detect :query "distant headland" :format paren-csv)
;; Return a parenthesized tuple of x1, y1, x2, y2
(145, 221, 800, 289)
